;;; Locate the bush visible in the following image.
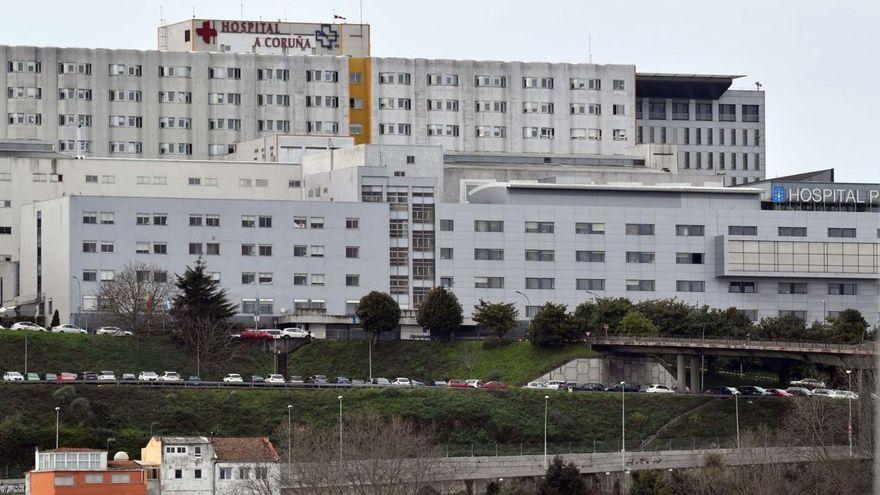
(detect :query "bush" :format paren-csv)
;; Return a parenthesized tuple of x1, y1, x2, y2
(528, 303, 578, 347)
(617, 311, 660, 336)
(472, 299, 518, 339)
(53, 385, 77, 404)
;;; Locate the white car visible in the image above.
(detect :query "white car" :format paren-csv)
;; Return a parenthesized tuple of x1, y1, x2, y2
(51, 324, 86, 334)
(2, 371, 24, 381)
(97, 371, 116, 381)
(280, 327, 310, 338)
(223, 373, 244, 383)
(545, 380, 567, 390)
(11, 322, 46, 331)
(159, 372, 182, 382)
(96, 327, 132, 337)
(645, 384, 675, 394)
(830, 389, 859, 400)
(524, 381, 546, 389)
(790, 378, 826, 388)
(392, 377, 412, 386)
(266, 374, 286, 384)
(138, 371, 159, 381)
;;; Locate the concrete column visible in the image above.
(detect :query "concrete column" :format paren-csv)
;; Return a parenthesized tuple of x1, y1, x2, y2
(676, 355, 687, 392)
(690, 355, 701, 393)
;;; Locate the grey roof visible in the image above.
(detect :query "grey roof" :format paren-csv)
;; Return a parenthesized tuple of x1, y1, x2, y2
(158, 436, 211, 445)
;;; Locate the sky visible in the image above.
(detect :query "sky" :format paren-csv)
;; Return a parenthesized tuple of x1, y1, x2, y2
(3, 0, 878, 183)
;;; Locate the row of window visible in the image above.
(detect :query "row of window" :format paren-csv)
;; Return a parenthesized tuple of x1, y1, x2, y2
(639, 127, 761, 147)
(636, 100, 760, 123)
(376, 99, 626, 116)
(83, 212, 352, 229)
(683, 151, 761, 172)
(378, 124, 628, 140)
(729, 281, 858, 295)
(240, 272, 361, 287)
(380, 73, 625, 91)
(440, 248, 705, 264)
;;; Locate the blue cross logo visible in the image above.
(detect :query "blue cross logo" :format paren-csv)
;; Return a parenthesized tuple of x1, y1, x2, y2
(771, 186, 786, 203)
(315, 24, 339, 49)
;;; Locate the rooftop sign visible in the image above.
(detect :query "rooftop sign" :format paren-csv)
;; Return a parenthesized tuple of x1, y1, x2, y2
(771, 184, 880, 204)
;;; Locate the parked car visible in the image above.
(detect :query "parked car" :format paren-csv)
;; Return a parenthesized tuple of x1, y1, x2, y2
(280, 327, 310, 338)
(447, 379, 469, 388)
(524, 381, 545, 389)
(2, 371, 24, 381)
(44, 373, 58, 382)
(738, 386, 770, 396)
(266, 374, 286, 384)
(351, 379, 366, 386)
(26, 372, 41, 382)
(704, 387, 739, 396)
(288, 375, 304, 385)
(785, 387, 813, 396)
(222, 373, 244, 383)
(11, 321, 46, 331)
(605, 383, 640, 393)
(250, 375, 265, 383)
(483, 381, 508, 390)
(391, 378, 412, 386)
(138, 371, 159, 382)
(577, 383, 607, 392)
(186, 375, 202, 385)
(51, 324, 86, 334)
(332, 377, 351, 385)
(428, 380, 447, 387)
(238, 329, 273, 340)
(544, 380, 567, 390)
(81, 371, 98, 381)
(96, 326, 132, 336)
(97, 371, 116, 381)
(411, 380, 425, 387)
(645, 384, 675, 394)
(306, 375, 328, 384)
(372, 377, 391, 386)
(830, 390, 858, 400)
(58, 372, 77, 382)
(159, 372, 182, 382)
(767, 388, 794, 397)
(120, 373, 136, 381)
(811, 388, 834, 397)
(790, 378, 826, 388)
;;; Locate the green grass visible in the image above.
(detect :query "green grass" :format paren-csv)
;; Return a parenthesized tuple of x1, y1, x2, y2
(0, 384, 793, 476)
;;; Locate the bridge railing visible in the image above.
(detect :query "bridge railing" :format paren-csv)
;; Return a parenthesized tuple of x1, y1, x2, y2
(439, 435, 746, 457)
(589, 334, 878, 353)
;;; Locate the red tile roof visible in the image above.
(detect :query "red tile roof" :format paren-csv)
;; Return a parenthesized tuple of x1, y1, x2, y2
(108, 460, 143, 470)
(211, 437, 279, 462)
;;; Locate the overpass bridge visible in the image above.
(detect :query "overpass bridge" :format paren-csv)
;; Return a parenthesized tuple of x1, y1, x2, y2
(588, 335, 878, 392)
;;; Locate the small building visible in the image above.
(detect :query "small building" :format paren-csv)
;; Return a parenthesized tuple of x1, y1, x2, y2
(27, 448, 148, 495)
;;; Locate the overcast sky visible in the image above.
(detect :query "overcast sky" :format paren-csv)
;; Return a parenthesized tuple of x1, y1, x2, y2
(4, 0, 877, 183)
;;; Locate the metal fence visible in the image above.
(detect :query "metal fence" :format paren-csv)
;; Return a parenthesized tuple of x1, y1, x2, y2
(439, 436, 744, 457)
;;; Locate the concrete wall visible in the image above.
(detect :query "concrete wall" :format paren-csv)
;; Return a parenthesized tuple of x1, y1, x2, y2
(537, 356, 677, 388)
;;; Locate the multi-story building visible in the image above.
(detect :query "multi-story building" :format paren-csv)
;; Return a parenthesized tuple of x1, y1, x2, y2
(27, 448, 149, 495)
(0, 17, 766, 183)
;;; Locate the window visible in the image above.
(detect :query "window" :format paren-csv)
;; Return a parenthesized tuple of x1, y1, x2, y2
(626, 279, 655, 291)
(474, 75, 506, 87)
(311, 274, 325, 286)
(778, 227, 807, 237)
(474, 248, 504, 261)
(345, 246, 359, 258)
(346, 274, 360, 287)
(241, 244, 255, 256)
(779, 310, 807, 320)
(676, 252, 705, 264)
(676, 280, 706, 292)
(525, 278, 554, 290)
(309, 245, 324, 257)
(438, 247, 453, 260)
(293, 245, 307, 257)
(439, 219, 453, 232)
(194, 469, 202, 479)
(206, 243, 220, 255)
(475, 125, 507, 138)
(259, 273, 273, 285)
(778, 283, 808, 295)
(575, 222, 605, 234)
(474, 220, 503, 232)
(219, 468, 232, 480)
(151, 242, 166, 254)
(305, 70, 339, 82)
(259, 244, 273, 256)
(676, 225, 705, 236)
(626, 252, 655, 264)
(828, 283, 857, 295)
(55, 476, 75, 486)
(525, 249, 555, 261)
(293, 274, 308, 286)
(525, 221, 554, 233)
(85, 473, 104, 484)
(728, 225, 757, 236)
(82, 212, 97, 224)
(613, 129, 627, 141)
(378, 72, 411, 85)
(625, 223, 654, 235)
(82, 270, 97, 282)
(523, 127, 555, 139)
(719, 104, 736, 122)
(576, 251, 605, 262)
(475, 277, 504, 289)
(828, 228, 856, 238)
(742, 104, 759, 122)
(729, 281, 757, 293)
(522, 76, 554, 89)
(577, 279, 605, 291)
(189, 243, 203, 255)
(612, 104, 626, 116)
(258, 216, 272, 228)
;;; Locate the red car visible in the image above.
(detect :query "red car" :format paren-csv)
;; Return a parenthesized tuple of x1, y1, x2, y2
(768, 388, 794, 397)
(483, 381, 508, 390)
(58, 372, 77, 382)
(447, 379, 469, 388)
(238, 328, 273, 340)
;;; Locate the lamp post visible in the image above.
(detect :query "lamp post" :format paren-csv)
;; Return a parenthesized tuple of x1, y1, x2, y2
(822, 300, 826, 321)
(368, 337, 372, 382)
(54, 407, 60, 449)
(620, 381, 626, 471)
(337, 396, 343, 461)
(287, 405, 293, 473)
(514, 290, 531, 319)
(735, 392, 741, 449)
(846, 370, 853, 456)
(543, 395, 549, 469)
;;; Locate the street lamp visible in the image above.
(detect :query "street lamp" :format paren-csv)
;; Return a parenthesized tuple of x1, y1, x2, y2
(514, 291, 531, 319)
(54, 407, 60, 449)
(822, 300, 827, 321)
(337, 396, 343, 461)
(620, 381, 626, 471)
(287, 405, 293, 472)
(735, 392, 741, 449)
(846, 370, 853, 456)
(543, 395, 549, 469)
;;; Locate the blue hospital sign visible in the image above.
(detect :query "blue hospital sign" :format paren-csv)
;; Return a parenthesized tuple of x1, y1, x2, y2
(771, 186, 786, 203)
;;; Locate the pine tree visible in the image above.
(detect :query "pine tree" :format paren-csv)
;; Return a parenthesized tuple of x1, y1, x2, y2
(171, 257, 236, 324)
(50, 309, 60, 328)
(537, 456, 586, 495)
(416, 287, 463, 341)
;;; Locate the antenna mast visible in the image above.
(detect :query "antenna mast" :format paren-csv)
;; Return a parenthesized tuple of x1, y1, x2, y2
(159, 1, 168, 51)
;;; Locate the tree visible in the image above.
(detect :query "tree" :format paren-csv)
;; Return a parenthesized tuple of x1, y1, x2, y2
(636, 299, 692, 335)
(170, 257, 236, 325)
(174, 316, 240, 376)
(617, 311, 660, 336)
(356, 291, 401, 344)
(96, 261, 172, 335)
(755, 314, 806, 341)
(828, 309, 868, 344)
(416, 287, 463, 341)
(592, 297, 633, 334)
(537, 456, 586, 495)
(50, 309, 60, 328)
(629, 470, 672, 495)
(472, 299, 518, 339)
(528, 303, 577, 347)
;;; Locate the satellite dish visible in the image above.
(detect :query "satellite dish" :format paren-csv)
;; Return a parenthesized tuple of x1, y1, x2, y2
(280, 307, 288, 314)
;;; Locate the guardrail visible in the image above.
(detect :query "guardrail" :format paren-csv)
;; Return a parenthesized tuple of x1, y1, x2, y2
(589, 335, 878, 354)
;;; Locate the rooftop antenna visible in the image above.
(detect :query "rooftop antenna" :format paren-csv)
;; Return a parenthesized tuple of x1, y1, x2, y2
(755, 81, 762, 90)
(159, 1, 168, 51)
(588, 34, 593, 63)
(284, 2, 287, 22)
(241, 1, 244, 18)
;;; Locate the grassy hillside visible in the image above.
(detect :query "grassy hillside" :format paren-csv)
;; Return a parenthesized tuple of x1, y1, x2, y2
(0, 384, 793, 476)
(0, 331, 596, 384)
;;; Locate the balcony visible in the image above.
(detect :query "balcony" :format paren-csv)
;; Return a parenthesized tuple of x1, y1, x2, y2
(648, 112, 667, 120)
(672, 112, 690, 121)
(695, 113, 713, 121)
(742, 115, 759, 123)
(719, 114, 736, 122)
